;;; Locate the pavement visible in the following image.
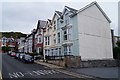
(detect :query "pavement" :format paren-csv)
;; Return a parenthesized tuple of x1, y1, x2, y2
(35, 60, 98, 79)
(35, 60, 119, 80)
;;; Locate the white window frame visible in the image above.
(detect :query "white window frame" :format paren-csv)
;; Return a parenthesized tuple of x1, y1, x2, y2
(57, 32, 60, 43)
(58, 48, 61, 56)
(53, 34, 56, 44)
(44, 36, 50, 45)
(63, 46, 72, 55)
(65, 13, 69, 25)
(63, 28, 71, 41)
(45, 37, 47, 45)
(38, 36, 42, 43)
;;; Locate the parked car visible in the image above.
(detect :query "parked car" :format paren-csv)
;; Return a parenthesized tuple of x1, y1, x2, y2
(15, 52, 20, 59)
(10, 52, 16, 57)
(22, 54, 34, 63)
(7, 51, 12, 55)
(19, 53, 25, 60)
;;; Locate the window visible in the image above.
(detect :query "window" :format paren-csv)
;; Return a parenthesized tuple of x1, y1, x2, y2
(57, 19, 59, 29)
(59, 48, 61, 56)
(64, 46, 67, 55)
(48, 49, 50, 55)
(55, 48, 58, 56)
(65, 13, 69, 25)
(68, 46, 71, 55)
(63, 28, 71, 41)
(53, 34, 56, 44)
(51, 49, 54, 56)
(63, 46, 72, 55)
(38, 36, 42, 43)
(63, 30, 67, 40)
(48, 37, 50, 45)
(45, 49, 47, 56)
(45, 37, 47, 45)
(45, 36, 50, 45)
(54, 21, 56, 30)
(57, 32, 60, 43)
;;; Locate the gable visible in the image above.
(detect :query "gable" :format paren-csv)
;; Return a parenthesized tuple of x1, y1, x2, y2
(77, 2, 111, 23)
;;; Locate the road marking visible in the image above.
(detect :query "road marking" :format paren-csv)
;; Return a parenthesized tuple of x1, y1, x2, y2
(8, 69, 59, 78)
(9, 72, 24, 78)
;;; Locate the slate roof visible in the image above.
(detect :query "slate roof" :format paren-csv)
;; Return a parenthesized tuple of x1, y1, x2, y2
(65, 6, 78, 13)
(38, 20, 46, 28)
(55, 11, 62, 16)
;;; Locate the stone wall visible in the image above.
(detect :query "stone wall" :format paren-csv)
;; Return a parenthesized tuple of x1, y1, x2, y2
(46, 56, 81, 68)
(46, 56, 119, 68)
(80, 59, 119, 68)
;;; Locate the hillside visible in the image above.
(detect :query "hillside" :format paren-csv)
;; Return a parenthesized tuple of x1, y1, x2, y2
(0, 32, 27, 38)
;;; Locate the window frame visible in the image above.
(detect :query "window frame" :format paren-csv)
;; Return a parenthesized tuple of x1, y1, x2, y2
(57, 32, 60, 43)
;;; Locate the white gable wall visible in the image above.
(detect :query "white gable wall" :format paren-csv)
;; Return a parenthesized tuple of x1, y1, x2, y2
(77, 4, 113, 60)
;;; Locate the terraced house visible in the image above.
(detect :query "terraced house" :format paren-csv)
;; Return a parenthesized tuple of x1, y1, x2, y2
(44, 1, 113, 60)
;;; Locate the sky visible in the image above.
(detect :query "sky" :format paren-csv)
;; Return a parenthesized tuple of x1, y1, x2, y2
(0, 0, 119, 36)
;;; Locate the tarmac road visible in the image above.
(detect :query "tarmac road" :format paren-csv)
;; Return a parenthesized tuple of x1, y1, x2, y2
(2, 53, 77, 80)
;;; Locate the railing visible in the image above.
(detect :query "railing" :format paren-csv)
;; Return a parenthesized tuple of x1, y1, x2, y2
(46, 56, 64, 60)
(46, 55, 73, 60)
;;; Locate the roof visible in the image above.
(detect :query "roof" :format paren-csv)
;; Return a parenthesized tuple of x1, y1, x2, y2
(48, 19, 52, 25)
(65, 6, 78, 13)
(70, 1, 111, 23)
(48, 19, 51, 22)
(35, 20, 46, 33)
(38, 20, 46, 28)
(55, 11, 62, 16)
(25, 33, 32, 39)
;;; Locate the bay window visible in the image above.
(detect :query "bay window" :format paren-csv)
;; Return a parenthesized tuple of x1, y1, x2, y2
(53, 34, 56, 44)
(63, 28, 71, 41)
(63, 46, 72, 55)
(65, 13, 69, 25)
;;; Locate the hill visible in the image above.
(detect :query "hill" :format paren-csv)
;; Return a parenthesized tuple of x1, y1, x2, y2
(0, 32, 27, 38)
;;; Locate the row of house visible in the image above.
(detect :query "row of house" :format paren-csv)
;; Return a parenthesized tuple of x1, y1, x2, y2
(0, 36, 18, 52)
(18, 20, 46, 55)
(18, 1, 116, 60)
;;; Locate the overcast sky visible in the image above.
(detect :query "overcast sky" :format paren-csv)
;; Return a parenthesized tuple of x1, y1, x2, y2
(0, 0, 119, 35)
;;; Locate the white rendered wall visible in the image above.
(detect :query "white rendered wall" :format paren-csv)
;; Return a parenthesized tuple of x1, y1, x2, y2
(77, 5, 113, 60)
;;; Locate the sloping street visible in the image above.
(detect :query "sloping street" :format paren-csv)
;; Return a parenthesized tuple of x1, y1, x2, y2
(2, 53, 77, 80)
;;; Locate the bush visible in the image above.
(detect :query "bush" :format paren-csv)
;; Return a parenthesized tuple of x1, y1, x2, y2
(2, 46, 11, 52)
(113, 47, 120, 59)
(116, 40, 120, 47)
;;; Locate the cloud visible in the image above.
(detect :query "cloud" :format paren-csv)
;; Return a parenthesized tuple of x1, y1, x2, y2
(1, 1, 118, 35)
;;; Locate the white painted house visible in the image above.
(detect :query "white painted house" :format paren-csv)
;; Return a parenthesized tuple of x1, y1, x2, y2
(73, 2, 113, 60)
(44, 1, 113, 60)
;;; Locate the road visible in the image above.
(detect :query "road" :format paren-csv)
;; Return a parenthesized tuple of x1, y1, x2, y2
(2, 53, 77, 80)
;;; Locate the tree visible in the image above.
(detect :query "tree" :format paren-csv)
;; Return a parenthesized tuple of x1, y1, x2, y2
(2, 46, 11, 53)
(113, 40, 120, 60)
(116, 40, 120, 47)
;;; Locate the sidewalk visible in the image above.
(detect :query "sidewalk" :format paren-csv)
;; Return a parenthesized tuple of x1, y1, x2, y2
(67, 67, 119, 79)
(35, 60, 106, 80)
